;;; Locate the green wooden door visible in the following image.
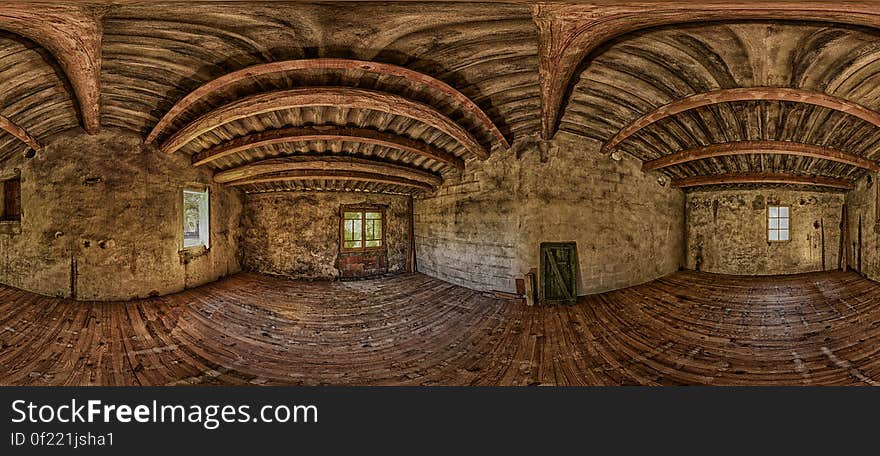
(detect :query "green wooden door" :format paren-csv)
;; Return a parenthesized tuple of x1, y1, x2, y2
(539, 242, 578, 305)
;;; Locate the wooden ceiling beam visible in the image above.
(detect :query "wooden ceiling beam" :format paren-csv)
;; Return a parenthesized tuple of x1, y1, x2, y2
(671, 172, 854, 190)
(0, 5, 102, 134)
(226, 170, 435, 192)
(147, 58, 508, 150)
(160, 87, 489, 160)
(605, 88, 880, 154)
(214, 155, 443, 189)
(642, 141, 880, 173)
(532, 2, 880, 140)
(191, 125, 464, 170)
(0, 114, 41, 151)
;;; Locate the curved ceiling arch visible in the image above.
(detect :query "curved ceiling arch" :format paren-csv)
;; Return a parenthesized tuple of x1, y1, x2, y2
(0, 4, 102, 134)
(534, 2, 880, 140)
(641, 140, 880, 173)
(159, 86, 489, 160)
(214, 155, 443, 189)
(146, 58, 510, 151)
(191, 126, 465, 170)
(602, 87, 880, 154)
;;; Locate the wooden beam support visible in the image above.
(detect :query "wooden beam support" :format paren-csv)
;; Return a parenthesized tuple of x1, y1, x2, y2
(226, 170, 435, 192)
(671, 172, 854, 190)
(606, 88, 880, 154)
(191, 125, 465, 170)
(160, 87, 488, 160)
(642, 141, 880, 173)
(532, 2, 880, 140)
(0, 5, 102, 134)
(0, 114, 41, 151)
(147, 58, 508, 150)
(214, 155, 443, 189)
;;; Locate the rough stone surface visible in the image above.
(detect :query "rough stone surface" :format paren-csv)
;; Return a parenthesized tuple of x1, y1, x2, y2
(414, 131, 685, 296)
(686, 189, 843, 275)
(846, 173, 879, 280)
(240, 192, 409, 280)
(0, 129, 242, 300)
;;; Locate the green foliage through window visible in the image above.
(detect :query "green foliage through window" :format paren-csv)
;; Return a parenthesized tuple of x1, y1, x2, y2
(341, 208, 383, 250)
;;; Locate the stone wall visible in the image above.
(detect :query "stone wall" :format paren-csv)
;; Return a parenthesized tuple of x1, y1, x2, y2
(846, 173, 880, 280)
(686, 188, 844, 275)
(0, 129, 242, 300)
(240, 192, 409, 279)
(414, 131, 685, 296)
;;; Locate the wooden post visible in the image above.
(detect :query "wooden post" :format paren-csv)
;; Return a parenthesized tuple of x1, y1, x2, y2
(406, 195, 415, 273)
(820, 218, 826, 270)
(840, 204, 848, 271)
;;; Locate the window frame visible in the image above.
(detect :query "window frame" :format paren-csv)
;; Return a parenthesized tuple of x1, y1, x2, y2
(767, 205, 790, 243)
(0, 176, 21, 223)
(182, 186, 210, 251)
(339, 205, 386, 253)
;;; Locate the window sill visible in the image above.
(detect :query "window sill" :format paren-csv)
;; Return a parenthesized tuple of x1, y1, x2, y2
(179, 245, 209, 264)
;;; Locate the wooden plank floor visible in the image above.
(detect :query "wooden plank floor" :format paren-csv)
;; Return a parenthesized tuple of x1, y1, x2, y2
(2, 270, 880, 386)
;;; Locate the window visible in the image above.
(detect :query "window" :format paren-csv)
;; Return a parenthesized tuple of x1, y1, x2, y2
(768, 206, 789, 241)
(183, 188, 209, 249)
(1, 177, 20, 222)
(341, 207, 384, 251)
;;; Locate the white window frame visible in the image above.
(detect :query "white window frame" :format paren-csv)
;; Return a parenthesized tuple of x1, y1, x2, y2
(768, 206, 790, 242)
(183, 188, 210, 250)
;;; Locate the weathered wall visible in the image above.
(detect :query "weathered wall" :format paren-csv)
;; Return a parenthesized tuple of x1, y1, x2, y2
(0, 129, 242, 300)
(846, 173, 880, 280)
(240, 192, 409, 280)
(414, 131, 685, 296)
(686, 189, 844, 275)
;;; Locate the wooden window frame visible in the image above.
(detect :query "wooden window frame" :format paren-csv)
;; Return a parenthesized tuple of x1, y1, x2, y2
(181, 186, 210, 251)
(339, 205, 386, 252)
(0, 176, 21, 223)
(768, 205, 790, 243)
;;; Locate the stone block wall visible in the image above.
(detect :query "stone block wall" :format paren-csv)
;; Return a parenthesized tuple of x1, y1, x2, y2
(240, 192, 409, 279)
(0, 129, 242, 300)
(414, 131, 685, 296)
(846, 173, 880, 280)
(686, 188, 844, 275)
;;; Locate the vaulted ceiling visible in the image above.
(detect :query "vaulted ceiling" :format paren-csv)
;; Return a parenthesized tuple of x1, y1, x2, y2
(4, 2, 880, 194)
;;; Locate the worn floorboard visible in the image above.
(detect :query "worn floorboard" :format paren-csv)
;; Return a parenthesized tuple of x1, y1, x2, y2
(1, 270, 879, 386)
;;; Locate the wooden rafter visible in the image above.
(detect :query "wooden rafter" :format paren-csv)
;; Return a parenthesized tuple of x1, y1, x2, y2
(671, 172, 854, 190)
(642, 141, 880, 173)
(214, 155, 443, 189)
(226, 170, 435, 192)
(160, 87, 489, 160)
(0, 5, 102, 134)
(605, 88, 880, 154)
(146, 58, 508, 150)
(531, 2, 880, 140)
(0, 114, 41, 151)
(191, 125, 464, 170)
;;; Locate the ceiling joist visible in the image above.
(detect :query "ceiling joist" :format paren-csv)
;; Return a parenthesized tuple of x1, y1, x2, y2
(160, 87, 488, 160)
(532, 2, 880, 141)
(604, 88, 880, 154)
(191, 125, 465, 170)
(642, 141, 880, 173)
(672, 172, 854, 191)
(214, 155, 443, 189)
(0, 114, 41, 151)
(147, 58, 508, 150)
(226, 170, 435, 192)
